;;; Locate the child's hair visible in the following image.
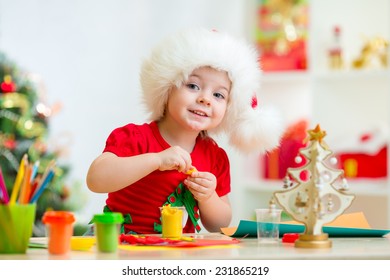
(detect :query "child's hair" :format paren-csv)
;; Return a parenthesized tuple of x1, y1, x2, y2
(140, 28, 282, 153)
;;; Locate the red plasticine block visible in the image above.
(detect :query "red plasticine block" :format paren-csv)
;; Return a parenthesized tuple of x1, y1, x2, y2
(282, 233, 300, 243)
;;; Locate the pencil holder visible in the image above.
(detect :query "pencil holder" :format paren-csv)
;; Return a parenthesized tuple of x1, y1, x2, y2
(93, 212, 123, 253)
(0, 203, 36, 254)
(42, 211, 75, 254)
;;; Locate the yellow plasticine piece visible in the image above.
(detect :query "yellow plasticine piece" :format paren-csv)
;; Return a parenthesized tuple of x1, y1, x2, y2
(161, 204, 173, 215)
(185, 166, 197, 175)
(180, 236, 194, 242)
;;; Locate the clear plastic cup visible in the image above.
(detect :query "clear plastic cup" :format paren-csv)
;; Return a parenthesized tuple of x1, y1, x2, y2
(93, 212, 124, 253)
(255, 208, 282, 244)
(42, 211, 75, 254)
(0, 204, 36, 254)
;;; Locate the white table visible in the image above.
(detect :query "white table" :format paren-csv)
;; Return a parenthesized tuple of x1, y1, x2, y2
(1, 233, 390, 260)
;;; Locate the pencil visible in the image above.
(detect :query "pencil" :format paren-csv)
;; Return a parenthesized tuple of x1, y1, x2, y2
(19, 163, 32, 204)
(29, 160, 55, 202)
(9, 154, 27, 205)
(28, 176, 40, 202)
(0, 167, 9, 204)
(30, 168, 55, 203)
(30, 160, 40, 183)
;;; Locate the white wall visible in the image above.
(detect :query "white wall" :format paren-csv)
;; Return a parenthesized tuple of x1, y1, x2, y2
(0, 0, 250, 225)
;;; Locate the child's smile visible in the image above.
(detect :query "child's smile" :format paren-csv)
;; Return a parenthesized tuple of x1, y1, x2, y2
(189, 109, 208, 117)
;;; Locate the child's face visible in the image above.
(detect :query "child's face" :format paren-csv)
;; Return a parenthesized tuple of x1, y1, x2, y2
(166, 66, 231, 132)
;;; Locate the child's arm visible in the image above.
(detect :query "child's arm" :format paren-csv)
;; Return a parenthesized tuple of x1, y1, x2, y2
(184, 171, 232, 232)
(87, 146, 192, 193)
(197, 194, 232, 232)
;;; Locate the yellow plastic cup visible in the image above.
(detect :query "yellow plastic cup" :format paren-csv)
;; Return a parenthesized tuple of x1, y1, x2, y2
(42, 211, 75, 254)
(0, 203, 36, 254)
(160, 205, 184, 238)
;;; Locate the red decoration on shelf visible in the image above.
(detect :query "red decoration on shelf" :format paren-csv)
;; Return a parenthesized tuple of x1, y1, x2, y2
(263, 119, 309, 179)
(328, 25, 344, 69)
(334, 128, 388, 178)
(255, 0, 309, 72)
(338, 147, 387, 178)
(259, 39, 307, 72)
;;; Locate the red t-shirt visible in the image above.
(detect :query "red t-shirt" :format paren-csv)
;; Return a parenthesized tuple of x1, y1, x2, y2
(102, 121, 231, 234)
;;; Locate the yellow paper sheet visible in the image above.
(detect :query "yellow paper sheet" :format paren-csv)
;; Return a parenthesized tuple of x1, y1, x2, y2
(283, 212, 371, 229)
(325, 212, 371, 228)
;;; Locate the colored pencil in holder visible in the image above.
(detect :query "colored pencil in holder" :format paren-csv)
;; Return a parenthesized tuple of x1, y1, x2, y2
(29, 168, 55, 204)
(19, 163, 32, 204)
(0, 167, 9, 204)
(30, 160, 40, 183)
(9, 154, 27, 205)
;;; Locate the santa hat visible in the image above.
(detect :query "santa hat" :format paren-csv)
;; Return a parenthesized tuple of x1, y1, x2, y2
(140, 28, 282, 153)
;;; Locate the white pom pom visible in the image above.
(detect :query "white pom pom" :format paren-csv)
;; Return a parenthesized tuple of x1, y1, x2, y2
(295, 156, 302, 164)
(227, 106, 283, 153)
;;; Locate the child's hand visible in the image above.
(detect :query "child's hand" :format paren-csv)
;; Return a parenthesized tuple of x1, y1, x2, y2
(156, 146, 192, 173)
(184, 171, 216, 203)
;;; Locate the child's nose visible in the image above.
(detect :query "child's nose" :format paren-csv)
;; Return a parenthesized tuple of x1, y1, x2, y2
(197, 94, 211, 106)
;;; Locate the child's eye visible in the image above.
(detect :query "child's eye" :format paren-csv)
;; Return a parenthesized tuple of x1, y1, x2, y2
(187, 83, 199, 90)
(213, 92, 225, 99)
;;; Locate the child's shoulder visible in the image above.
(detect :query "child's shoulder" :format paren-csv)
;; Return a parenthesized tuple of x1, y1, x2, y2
(197, 136, 227, 155)
(112, 122, 154, 134)
(107, 122, 155, 142)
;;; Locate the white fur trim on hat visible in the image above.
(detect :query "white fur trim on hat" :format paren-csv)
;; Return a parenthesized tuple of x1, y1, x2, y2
(140, 28, 282, 153)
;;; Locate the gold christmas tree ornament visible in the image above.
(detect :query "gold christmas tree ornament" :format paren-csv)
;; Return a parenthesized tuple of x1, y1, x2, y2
(273, 124, 355, 248)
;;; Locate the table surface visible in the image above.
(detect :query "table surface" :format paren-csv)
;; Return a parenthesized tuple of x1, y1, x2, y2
(1, 233, 390, 260)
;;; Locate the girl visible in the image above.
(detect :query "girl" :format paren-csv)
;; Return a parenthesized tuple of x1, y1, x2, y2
(86, 28, 282, 234)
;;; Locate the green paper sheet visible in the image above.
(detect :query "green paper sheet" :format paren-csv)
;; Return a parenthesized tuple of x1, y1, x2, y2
(225, 220, 390, 238)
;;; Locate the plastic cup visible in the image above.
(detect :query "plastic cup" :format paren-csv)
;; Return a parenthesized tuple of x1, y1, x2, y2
(160, 205, 185, 238)
(255, 208, 282, 244)
(42, 211, 75, 254)
(0, 203, 36, 254)
(93, 212, 124, 253)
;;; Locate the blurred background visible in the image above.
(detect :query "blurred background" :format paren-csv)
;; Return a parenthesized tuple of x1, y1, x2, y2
(1, 0, 389, 233)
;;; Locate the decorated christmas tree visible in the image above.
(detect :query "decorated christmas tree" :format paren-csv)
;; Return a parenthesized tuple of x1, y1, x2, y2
(0, 51, 83, 236)
(274, 124, 355, 248)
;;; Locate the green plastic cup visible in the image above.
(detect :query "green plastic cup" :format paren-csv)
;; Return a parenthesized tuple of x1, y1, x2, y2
(93, 212, 123, 253)
(0, 204, 36, 254)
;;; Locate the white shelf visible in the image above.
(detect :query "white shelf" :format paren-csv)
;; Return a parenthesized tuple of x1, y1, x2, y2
(244, 178, 388, 196)
(347, 179, 388, 196)
(262, 71, 309, 83)
(236, 0, 390, 229)
(313, 69, 390, 80)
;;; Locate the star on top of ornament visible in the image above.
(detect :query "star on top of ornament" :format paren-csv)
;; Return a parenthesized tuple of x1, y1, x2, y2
(308, 124, 327, 143)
